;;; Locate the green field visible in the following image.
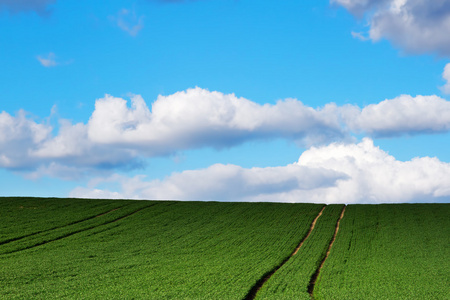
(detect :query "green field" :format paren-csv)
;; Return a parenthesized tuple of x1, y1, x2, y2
(0, 198, 448, 299)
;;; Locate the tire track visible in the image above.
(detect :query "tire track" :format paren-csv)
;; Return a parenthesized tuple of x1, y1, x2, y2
(0, 206, 126, 247)
(307, 205, 346, 298)
(0, 204, 153, 255)
(243, 206, 326, 300)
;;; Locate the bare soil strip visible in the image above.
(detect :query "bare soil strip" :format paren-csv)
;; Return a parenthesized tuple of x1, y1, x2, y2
(1, 205, 153, 255)
(292, 206, 325, 255)
(243, 206, 326, 300)
(307, 205, 346, 298)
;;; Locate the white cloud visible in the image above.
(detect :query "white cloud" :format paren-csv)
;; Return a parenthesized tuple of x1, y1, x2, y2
(37, 52, 58, 67)
(70, 163, 348, 202)
(87, 88, 346, 152)
(441, 63, 450, 94)
(111, 8, 144, 37)
(297, 138, 450, 203)
(332, 0, 450, 56)
(36, 52, 73, 67)
(0, 110, 140, 179)
(351, 31, 369, 41)
(0, 110, 52, 169)
(70, 139, 450, 204)
(2, 88, 450, 179)
(346, 94, 450, 136)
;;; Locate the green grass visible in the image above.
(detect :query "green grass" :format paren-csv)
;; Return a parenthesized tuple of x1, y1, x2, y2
(0, 198, 323, 299)
(313, 204, 450, 299)
(0, 198, 448, 299)
(0, 197, 131, 244)
(256, 204, 344, 300)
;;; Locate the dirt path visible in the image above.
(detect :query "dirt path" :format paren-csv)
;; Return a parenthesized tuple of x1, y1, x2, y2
(308, 205, 346, 298)
(244, 205, 326, 300)
(292, 206, 326, 255)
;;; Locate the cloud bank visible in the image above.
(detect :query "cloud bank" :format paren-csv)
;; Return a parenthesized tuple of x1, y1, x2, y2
(346, 94, 450, 136)
(332, 0, 450, 56)
(70, 138, 450, 204)
(87, 88, 345, 152)
(2, 88, 450, 179)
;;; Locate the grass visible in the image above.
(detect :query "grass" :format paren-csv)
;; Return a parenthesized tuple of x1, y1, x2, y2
(313, 204, 450, 299)
(256, 204, 344, 299)
(0, 198, 448, 299)
(0, 198, 323, 299)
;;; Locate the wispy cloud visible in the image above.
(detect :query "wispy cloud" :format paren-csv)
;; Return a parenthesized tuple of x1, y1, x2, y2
(0, 0, 56, 16)
(36, 52, 73, 67)
(332, 0, 450, 56)
(37, 52, 58, 67)
(351, 31, 369, 41)
(69, 138, 450, 204)
(110, 8, 144, 37)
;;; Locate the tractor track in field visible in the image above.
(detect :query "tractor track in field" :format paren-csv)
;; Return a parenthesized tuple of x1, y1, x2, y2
(243, 206, 326, 300)
(0, 205, 152, 255)
(0, 206, 126, 247)
(308, 205, 346, 299)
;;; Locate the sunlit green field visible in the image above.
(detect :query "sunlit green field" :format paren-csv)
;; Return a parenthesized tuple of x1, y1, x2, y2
(0, 198, 448, 299)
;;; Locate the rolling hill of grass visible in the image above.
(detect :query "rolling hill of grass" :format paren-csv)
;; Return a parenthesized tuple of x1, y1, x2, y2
(0, 197, 448, 299)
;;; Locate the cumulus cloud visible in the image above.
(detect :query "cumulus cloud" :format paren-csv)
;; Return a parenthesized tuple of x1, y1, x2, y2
(346, 94, 450, 136)
(332, 0, 450, 56)
(0, 0, 56, 15)
(297, 138, 450, 203)
(0, 110, 51, 169)
(441, 63, 450, 94)
(0, 110, 141, 179)
(87, 88, 346, 153)
(70, 139, 450, 204)
(2, 88, 450, 179)
(110, 8, 144, 37)
(70, 163, 348, 201)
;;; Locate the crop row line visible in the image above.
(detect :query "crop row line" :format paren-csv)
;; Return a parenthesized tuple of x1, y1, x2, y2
(307, 205, 346, 298)
(0, 206, 128, 247)
(243, 205, 326, 300)
(0, 205, 153, 256)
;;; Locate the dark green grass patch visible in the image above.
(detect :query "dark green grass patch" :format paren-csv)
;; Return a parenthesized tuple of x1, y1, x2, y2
(0, 198, 322, 299)
(0, 197, 131, 245)
(256, 204, 344, 300)
(314, 204, 450, 299)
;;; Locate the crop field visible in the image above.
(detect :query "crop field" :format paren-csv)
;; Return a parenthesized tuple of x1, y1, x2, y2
(0, 197, 448, 299)
(313, 204, 450, 299)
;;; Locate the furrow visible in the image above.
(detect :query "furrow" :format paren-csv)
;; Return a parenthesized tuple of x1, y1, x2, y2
(307, 205, 346, 298)
(243, 206, 326, 300)
(0, 206, 127, 246)
(0, 205, 152, 255)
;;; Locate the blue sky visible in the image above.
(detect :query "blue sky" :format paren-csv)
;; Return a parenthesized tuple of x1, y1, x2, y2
(1, 0, 450, 203)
